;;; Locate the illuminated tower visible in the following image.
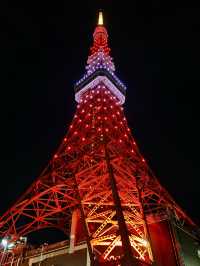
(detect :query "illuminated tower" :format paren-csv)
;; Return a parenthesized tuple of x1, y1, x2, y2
(0, 12, 198, 266)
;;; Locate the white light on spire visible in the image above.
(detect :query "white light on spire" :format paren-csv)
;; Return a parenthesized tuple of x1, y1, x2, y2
(98, 11, 103, 25)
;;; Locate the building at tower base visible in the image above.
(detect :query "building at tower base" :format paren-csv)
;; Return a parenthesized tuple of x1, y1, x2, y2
(1, 217, 199, 266)
(149, 219, 200, 266)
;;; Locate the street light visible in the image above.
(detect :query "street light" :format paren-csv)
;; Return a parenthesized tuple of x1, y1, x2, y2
(0, 238, 8, 265)
(1, 239, 8, 249)
(0, 236, 27, 265)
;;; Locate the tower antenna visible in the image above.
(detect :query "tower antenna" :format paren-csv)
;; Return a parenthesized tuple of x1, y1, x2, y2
(98, 10, 103, 25)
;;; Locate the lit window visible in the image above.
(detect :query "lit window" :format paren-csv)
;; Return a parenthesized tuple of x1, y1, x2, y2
(197, 248, 200, 259)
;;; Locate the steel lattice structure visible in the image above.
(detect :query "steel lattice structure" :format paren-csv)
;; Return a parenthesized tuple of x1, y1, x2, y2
(0, 12, 196, 266)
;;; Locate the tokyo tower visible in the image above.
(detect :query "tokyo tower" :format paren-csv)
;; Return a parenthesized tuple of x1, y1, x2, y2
(0, 11, 199, 266)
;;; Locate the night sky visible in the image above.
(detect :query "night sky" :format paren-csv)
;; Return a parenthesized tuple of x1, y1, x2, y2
(1, 1, 200, 243)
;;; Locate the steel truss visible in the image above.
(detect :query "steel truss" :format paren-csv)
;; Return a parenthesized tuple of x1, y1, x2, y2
(0, 85, 194, 264)
(0, 13, 195, 265)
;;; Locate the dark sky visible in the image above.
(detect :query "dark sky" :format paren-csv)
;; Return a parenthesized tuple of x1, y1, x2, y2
(1, 0, 200, 243)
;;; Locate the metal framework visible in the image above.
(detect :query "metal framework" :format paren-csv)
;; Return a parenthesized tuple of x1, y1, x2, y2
(0, 12, 195, 266)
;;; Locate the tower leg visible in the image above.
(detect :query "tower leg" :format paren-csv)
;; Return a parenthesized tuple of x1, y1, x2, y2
(105, 145, 137, 266)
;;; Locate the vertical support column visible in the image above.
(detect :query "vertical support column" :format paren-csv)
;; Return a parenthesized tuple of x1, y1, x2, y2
(87, 248, 91, 266)
(38, 245, 44, 266)
(73, 174, 97, 266)
(0, 247, 7, 265)
(104, 145, 137, 266)
(16, 256, 21, 266)
(10, 253, 15, 266)
(69, 209, 80, 254)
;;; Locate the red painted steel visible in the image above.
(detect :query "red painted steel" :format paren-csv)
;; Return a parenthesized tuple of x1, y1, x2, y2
(149, 221, 179, 266)
(0, 13, 195, 265)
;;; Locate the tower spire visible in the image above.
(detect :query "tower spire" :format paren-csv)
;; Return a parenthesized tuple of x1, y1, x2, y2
(98, 11, 103, 25)
(74, 12, 126, 105)
(89, 11, 109, 55)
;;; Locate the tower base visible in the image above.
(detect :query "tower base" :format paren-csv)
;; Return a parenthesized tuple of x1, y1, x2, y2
(1, 218, 199, 266)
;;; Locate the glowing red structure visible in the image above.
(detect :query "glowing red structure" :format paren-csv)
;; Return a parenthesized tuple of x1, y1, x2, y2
(0, 12, 197, 266)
